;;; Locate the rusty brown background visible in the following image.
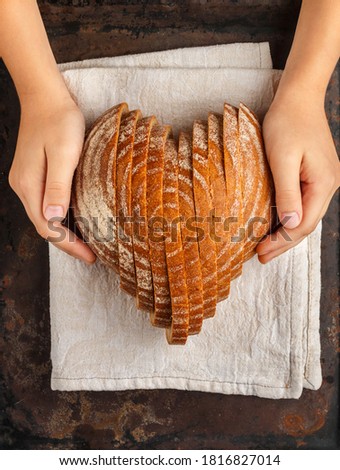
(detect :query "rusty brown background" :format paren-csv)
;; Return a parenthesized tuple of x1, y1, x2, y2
(0, 0, 339, 449)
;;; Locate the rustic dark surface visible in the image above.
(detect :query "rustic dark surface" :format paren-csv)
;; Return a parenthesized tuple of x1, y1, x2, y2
(0, 0, 339, 450)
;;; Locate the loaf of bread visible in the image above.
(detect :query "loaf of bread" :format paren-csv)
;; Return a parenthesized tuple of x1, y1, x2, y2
(72, 101, 275, 345)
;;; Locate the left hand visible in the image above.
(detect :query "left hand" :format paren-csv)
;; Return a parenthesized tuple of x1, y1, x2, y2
(256, 92, 340, 263)
(9, 91, 96, 264)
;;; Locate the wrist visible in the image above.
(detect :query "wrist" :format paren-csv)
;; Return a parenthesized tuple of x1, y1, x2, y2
(18, 67, 70, 103)
(272, 69, 326, 109)
(19, 75, 76, 113)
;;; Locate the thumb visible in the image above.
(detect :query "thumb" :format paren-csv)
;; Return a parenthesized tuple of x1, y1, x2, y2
(43, 155, 77, 221)
(271, 154, 303, 229)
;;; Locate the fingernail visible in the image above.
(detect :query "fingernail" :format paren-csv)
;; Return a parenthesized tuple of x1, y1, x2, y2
(44, 205, 64, 220)
(280, 211, 300, 229)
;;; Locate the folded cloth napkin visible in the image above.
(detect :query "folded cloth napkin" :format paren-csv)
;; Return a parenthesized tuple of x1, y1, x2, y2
(50, 42, 322, 399)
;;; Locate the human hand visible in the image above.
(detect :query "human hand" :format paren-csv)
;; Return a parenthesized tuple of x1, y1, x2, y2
(9, 92, 96, 264)
(256, 92, 340, 264)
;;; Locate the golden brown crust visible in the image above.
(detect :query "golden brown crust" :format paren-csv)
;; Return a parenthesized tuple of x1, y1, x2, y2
(238, 103, 274, 263)
(208, 112, 231, 302)
(147, 124, 173, 328)
(116, 109, 142, 296)
(131, 116, 158, 311)
(177, 131, 204, 335)
(163, 139, 190, 345)
(192, 120, 217, 319)
(72, 103, 129, 270)
(223, 103, 244, 281)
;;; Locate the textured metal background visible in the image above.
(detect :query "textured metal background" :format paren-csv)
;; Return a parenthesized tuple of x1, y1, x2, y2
(0, 0, 339, 450)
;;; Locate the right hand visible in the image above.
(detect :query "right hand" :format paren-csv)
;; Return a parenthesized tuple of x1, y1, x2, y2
(9, 92, 96, 264)
(257, 86, 340, 264)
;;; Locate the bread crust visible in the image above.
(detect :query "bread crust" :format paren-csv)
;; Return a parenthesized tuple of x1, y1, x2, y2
(178, 131, 204, 335)
(147, 124, 173, 328)
(163, 138, 190, 344)
(238, 103, 274, 262)
(72, 103, 128, 270)
(223, 103, 244, 281)
(192, 120, 217, 319)
(116, 109, 142, 296)
(208, 112, 231, 302)
(131, 116, 158, 311)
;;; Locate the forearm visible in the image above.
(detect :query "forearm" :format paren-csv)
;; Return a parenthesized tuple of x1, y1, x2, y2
(275, 0, 340, 102)
(0, 0, 69, 104)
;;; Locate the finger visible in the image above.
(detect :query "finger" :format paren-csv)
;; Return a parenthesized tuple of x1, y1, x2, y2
(25, 178, 96, 264)
(47, 220, 97, 265)
(270, 152, 303, 229)
(257, 229, 304, 264)
(42, 147, 79, 221)
(259, 192, 333, 264)
(257, 182, 333, 263)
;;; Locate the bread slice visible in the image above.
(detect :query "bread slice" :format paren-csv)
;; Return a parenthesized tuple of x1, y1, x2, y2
(163, 138, 190, 344)
(223, 103, 244, 281)
(177, 131, 204, 335)
(238, 103, 274, 263)
(208, 112, 231, 302)
(192, 120, 217, 319)
(131, 116, 158, 312)
(99, 103, 130, 271)
(72, 103, 129, 270)
(147, 124, 173, 328)
(116, 109, 142, 296)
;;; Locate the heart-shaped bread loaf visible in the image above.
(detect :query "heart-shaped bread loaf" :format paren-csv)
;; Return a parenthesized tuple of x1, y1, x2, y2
(71, 102, 275, 344)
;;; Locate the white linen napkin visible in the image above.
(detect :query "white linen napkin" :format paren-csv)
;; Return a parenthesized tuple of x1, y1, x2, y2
(50, 42, 322, 399)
